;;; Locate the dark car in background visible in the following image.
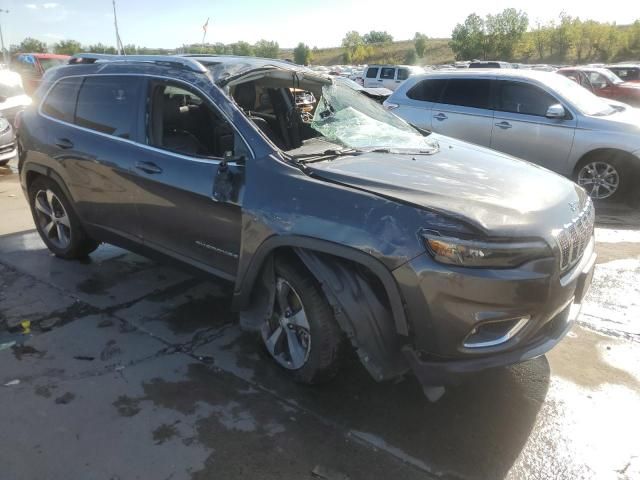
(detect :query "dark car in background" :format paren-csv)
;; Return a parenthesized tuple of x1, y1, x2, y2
(606, 64, 640, 83)
(12, 53, 70, 95)
(557, 66, 640, 106)
(17, 54, 595, 399)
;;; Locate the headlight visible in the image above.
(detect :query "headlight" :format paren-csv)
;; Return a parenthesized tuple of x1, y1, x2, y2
(0, 118, 9, 135)
(422, 233, 551, 268)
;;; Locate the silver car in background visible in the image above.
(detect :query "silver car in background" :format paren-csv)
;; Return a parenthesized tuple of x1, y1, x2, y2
(385, 70, 640, 201)
(0, 115, 17, 166)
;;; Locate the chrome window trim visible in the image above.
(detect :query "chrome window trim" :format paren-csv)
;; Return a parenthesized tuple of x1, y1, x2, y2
(38, 72, 255, 163)
(463, 316, 530, 349)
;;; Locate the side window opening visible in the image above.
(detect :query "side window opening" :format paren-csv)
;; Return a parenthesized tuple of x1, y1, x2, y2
(406, 78, 447, 102)
(75, 76, 142, 139)
(397, 68, 409, 81)
(497, 81, 559, 117)
(380, 68, 395, 80)
(440, 78, 491, 109)
(232, 81, 309, 151)
(366, 67, 379, 79)
(42, 76, 83, 123)
(148, 82, 242, 158)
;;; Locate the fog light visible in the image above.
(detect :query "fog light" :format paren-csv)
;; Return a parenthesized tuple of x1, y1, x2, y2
(463, 316, 530, 349)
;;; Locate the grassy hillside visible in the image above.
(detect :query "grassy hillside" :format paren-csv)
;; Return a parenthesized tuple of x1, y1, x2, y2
(279, 38, 455, 66)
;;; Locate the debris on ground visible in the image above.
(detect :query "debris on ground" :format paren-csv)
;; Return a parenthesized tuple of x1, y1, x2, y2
(311, 465, 351, 480)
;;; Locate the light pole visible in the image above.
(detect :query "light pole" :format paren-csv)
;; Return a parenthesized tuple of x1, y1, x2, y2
(0, 9, 8, 66)
(112, 0, 124, 55)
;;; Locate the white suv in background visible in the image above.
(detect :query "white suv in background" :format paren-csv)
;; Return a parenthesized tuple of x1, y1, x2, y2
(363, 65, 424, 91)
(384, 70, 640, 201)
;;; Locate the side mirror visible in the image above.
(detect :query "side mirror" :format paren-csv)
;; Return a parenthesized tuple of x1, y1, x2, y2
(545, 104, 566, 119)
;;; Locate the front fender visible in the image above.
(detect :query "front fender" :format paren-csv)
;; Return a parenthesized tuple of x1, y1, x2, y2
(232, 234, 410, 337)
(294, 248, 410, 382)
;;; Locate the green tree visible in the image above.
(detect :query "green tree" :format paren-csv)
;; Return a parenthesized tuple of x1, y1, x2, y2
(53, 40, 83, 55)
(531, 21, 551, 60)
(11, 37, 47, 53)
(253, 39, 279, 58)
(404, 49, 417, 65)
(450, 13, 486, 60)
(293, 42, 312, 65)
(549, 13, 573, 61)
(341, 31, 363, 56)
(85, 43, 117, 54)
(231, 41, 254, 56)
(414, 33, 428, 57)
(484, 8, 528, 60)
(363, 31, 393, 44)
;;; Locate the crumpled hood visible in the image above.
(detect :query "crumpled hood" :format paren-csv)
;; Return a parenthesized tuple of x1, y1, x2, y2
(307, 135, 586, 238)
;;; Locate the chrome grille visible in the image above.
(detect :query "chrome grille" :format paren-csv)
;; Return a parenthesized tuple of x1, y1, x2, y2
(554, 200, 595, 271)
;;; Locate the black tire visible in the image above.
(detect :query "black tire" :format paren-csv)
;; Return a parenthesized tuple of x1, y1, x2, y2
(263, 258, 347, 384)
(28, 176, 99, 259)
(574, 154, 629, 203)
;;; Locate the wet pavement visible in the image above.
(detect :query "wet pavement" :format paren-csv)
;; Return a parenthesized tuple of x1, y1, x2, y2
(1, 157, 639, 480)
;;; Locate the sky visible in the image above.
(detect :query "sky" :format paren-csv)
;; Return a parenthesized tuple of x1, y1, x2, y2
(1, 0, 640, 50)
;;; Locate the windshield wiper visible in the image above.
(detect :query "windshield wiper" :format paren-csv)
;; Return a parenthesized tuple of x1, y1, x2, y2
(294, 148, 359, 164)
(364, 145, 439, 155)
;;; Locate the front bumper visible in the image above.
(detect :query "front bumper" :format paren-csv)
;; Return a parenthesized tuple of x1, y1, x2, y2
(393, 240, 596, 386)
(0, 141, 17, 163)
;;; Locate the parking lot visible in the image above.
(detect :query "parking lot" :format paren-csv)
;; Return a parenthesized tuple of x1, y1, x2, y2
(1, 152, 640, 480)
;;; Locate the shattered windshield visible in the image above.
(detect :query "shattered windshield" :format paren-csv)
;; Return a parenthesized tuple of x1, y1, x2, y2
(311, 84, 438, 152)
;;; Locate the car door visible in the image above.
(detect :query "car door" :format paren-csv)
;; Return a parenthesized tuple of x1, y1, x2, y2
(490, 80, 576, 172)
(40, 74, 145, 239)
(391, 77, 447, 131)
(586, 71, 618, 101)
(363, 67, 379, 89)
(394, 68, 410, 90)
(430, 77, 494, 147)
(130, 78, 247, 279)
(379, 67, 397, 90)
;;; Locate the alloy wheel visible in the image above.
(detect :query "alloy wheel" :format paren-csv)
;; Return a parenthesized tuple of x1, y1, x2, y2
(261, 277, 311, 370)
(34, 189, 72, 249)
(577, 161, 620, 200)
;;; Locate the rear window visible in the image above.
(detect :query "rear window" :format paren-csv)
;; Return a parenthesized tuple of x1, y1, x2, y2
(609, 68, 639, 81)
(397, 68, 409, 81)
(366, 67, 379, 79)
(75, 76, 142, 139)
(440, 79, 491, 109)
(469, 62, 501, 69)
(42, 77, 83, 123)
(406, 78, 447, 102)
(380, 68, 395, 80)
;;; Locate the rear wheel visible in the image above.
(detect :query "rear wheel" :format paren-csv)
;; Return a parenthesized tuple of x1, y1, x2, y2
(261, 259, 346, 384)
(575, 156, 627, 202)
(28, 177, 99, 259)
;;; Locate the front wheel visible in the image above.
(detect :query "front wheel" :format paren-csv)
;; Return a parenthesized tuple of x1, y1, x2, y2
(261, 259, 346, 384)
(28, 177, 99, 259)
(575, 158, 626, 201)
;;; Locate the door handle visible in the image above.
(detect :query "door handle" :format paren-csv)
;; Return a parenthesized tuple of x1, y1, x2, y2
(377, 79, 383, 82)
(135, 161, 163, 174)
(434, 113, 448, 121)
(54, 138, 74, 149)
(495, 121, 512, 129)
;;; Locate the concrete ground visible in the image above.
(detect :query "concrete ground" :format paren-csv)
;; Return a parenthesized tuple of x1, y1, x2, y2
(1, 157, 639, 480)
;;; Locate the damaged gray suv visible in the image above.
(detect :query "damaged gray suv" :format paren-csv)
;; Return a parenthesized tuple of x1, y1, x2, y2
(17, 55, 596, 397)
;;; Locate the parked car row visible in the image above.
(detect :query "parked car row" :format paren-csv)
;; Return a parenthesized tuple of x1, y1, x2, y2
(385, 69, 640, 201)
(15, 53, 597, 399)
